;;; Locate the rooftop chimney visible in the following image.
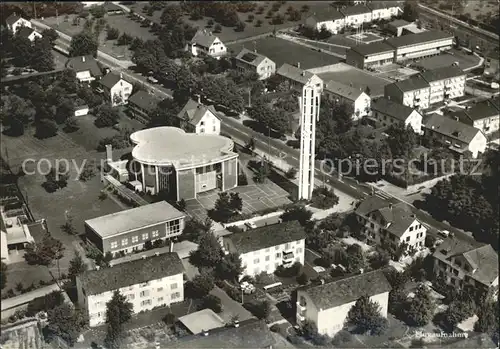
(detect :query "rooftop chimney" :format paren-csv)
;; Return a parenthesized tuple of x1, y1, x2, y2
(297, 62, 300, 69)
(389, 203, 393, 210)
(454, 116, 459, 121)
(120, 72, 123, 80)
(169, 240, 174, 253)
(234, 320, 240, 328)
(82, 56, 86, 63)
(203, 331, 209, 336)
(197, 94, 201, 104)
(105, 144, 113, 163)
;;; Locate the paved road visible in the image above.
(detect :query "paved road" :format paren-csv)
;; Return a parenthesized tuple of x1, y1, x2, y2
(37, 20, 482, 246)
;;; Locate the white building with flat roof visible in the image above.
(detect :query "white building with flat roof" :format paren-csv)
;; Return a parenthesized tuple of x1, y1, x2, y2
(77, 253, 184, 327)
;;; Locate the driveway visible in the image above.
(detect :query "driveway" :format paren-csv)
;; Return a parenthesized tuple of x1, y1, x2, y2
(210, 287, 253, 323)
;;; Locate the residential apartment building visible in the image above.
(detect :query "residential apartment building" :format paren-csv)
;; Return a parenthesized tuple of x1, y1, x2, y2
(99, 72, 133, 106)
(386, 31, 454, 62)
(65, 55, 103, 83)
(16, 27, 42, 42)
(304, 9, 345, 34)
(222, 221, 306, 278)
(127, 90, 161, 124)
(355, 196, 427, 254)
(324, 80, 371, 120)
(168, 319, 275, 348)
(187, 29, 227, 58)
(296, 270, 391, 337)
(433, 239, 498, 298)
(367, 1, 403, 21)
(235, 48, 276, 80)
(420, 66, 466, 104)
(346, 41, 395, 70)
(384, 75, 431, 110)
(5, 14, 32, 34)
(371, 97, 423, 133)
(177, 97, 221, 135)
(276, 63, 323, 93)
(77, 253, 184, 327)
(450, 98, 500, 135)
(423, 113, 487, 158)
(85, 201, 185, 256)
(340, 5, 372, 27)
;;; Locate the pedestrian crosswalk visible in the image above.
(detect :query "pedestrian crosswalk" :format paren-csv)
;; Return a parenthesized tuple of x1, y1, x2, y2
(375, 190, 392, 200)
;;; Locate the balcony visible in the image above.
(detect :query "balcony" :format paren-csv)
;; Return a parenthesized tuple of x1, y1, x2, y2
(296, 313, 306, 322)
(296, 302, 306, 312)
(282, 251, 295, 264)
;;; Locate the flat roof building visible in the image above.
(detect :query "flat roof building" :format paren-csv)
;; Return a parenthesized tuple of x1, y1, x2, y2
(85, 201, 185, 256)
(346, 41, 395, 70)
(386, 30, 454, 62)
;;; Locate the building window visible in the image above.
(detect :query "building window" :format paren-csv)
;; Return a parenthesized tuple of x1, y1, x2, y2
(285, 243, 291, 250)
(171, 292, 181, 300)
(171, 283, 178, 290)
(152, 230, 159, 238)
(265, 255, 270, 261)
(140, 290, 149, 298)
(409, 226, 414, 232)
(132, 236, 139, 243)
(213, 125, 216, 132)
(157, 287, 163, 292)
(142, 233, 148, 240)
(127, 294, 135, 300)
(406, 236, 410, 242)
(275, 252, 281, 258)
(110, 241, 118, 249)
(140, 299, 152, 307)
(121, 238, 128, 246)
(254, 258, 260, 264)
(296, 247, 303, 254)
(275, 246, 279, 250)
(167, 219, 181, 235)
(158, 297, 164, 303)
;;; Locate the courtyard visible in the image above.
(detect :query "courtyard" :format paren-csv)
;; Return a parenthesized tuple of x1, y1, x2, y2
(346, 31, 384, 44)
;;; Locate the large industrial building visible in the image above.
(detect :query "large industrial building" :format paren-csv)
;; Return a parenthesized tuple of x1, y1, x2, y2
(130, 127, 238, 200)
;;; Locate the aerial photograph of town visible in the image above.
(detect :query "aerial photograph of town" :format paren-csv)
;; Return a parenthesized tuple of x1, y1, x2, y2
(0, 0, 498, 348)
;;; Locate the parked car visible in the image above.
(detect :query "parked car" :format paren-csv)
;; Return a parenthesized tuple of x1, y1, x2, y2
(245, 221, 257, 230)
(147, 76, 158, 84)
(439, 230, 453, 238)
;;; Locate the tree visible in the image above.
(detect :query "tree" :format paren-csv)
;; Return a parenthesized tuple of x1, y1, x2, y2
(46, 304, 86, 346)
(78, 160, 96, 181)
(24, 233, 65, 282)
(296, 272, 309, 285)
(200, 294, 222, 313)
(402, 0, 419, 22)
(104, 290, 133, 349)
(215, 253, 243, 282)
(248, 99, 288, 134)
(69, 31, 98, 57)
(285, 167, 297, 179)
(186, 272, 215, 299)
(1, 262, 7, 290)
(41, 28, 59, 45)
(214, 24, 222, 33)
(386, 124, 417, 159)
(31, 38, 55, 72)
(345, 244, 365, 273)
(346, 295, 388, 335)
(106, 27, 120, 40)
(405, 285, 434, 326)
(442, 299, 475, 329)
(235, 21, 246, 32)
(311, 186, 339, 209)
(182, 218, 212, 243)
(211, 192, 242, 222)
(55, 99, 74, 124)
(95, 104, 120, 128)
(68, 251, 88, 281)
(249, 300, 271, 320)
(90, 5, 106, 18)
(474, 300, 499, 335)
(245, 136, 256, 152)
(188, 232, 224, 269)
(281, 204, 312, 227)
(255, 19, 263, 27)
(35, 117, 58, 139)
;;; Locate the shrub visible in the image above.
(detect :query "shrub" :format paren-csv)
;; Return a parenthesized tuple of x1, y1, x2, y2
(296, 272, 309, 285)
(275, 262, 303, 277)
(200, 294, 223, 313)
(27, 291, 64, 316)
(270, 324, 280, 332)
(163, 313, 176, 325)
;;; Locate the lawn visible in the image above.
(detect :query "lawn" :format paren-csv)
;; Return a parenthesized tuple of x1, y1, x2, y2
(128, 1, 335, 43)
(228, 36, 341, 70)
(313, 63, 393, 97)
(413, 48, 481, 71)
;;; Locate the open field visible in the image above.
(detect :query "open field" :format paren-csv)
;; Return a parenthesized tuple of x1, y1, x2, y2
(291, 37, 348, 57)
(41, 14, 156, 60)
(412, 48, 482, 71)
(228, 36, 341, 70)
(312, 63, 393, 97)
(128, 1, 334, 43)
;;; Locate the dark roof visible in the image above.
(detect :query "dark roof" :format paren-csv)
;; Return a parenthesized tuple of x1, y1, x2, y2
(79, 253, 184, 295)
(433, 239, 498, 287)
(301, 270, 392, 310)
(128, 90, 160, 112)
(350, 41, 394, 56)
(420, 66, 465, 82)
(6, 14, 22, 26)
(340, 5, 371, 16)
(372, 97, 417, 121)
(387, 30, 453, 48)
(224, 220, 306, 254)
(491, 96, 500, 111)
(424, 113, 483, 144)
(16, 26, 36, 39)
(177, 98, 220, 126)
(325, 80, 364, 101)
(190, 30, 219, 48)
(99, 72, 127, 89)
(168, 319, 275, 348)
(388, 74, 430, 92)
(355, 195, 389, 217)
(450, 100, 499, 122)
(103, 2, 124, 12)
(235, 48, 270, 67)
(277, 63, 317, 85)
(387, 19, 411, 28)
(306, 9, 344, 22)
(367, 1, 404, 10)
(65, 55, 102, 77)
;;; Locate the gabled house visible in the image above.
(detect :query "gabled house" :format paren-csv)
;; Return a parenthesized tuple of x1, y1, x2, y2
(127, 90, 161, 124)
(433, 239, 498, 299)
(304, 9, 345, 34)
(324, 80, 371, 120)
(367, 1, 403, 21)
(99, 72, 133, 106)
(187, 29, 227, 58)
(296, 270, 391, 337)
(420, 66, 466, 104)
(355, 196, 427, 255)
(65, 55, 103, 83)
(222, 220, 306, 278)
(371, 97, 423, 133)
(16, 26, 42, 42)
(384, 75, 431, 110)
(449, 98, 499, 135)
(5, 13, 32, 34)
(177, 97, 221, 135)
(423, 113, 487, 158)
(276, 63, 323, 93)
(235, 48, 276, 80)
(340, 5, 372, 28)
